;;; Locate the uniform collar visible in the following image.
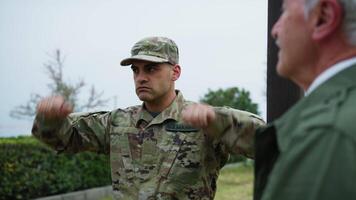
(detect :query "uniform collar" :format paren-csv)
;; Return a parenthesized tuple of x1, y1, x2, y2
(135, 90, 185, 128)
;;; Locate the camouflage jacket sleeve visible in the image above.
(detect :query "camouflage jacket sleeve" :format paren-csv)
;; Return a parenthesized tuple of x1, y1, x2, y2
(209, 107, 265, 158)
(32, 111, 111, 154)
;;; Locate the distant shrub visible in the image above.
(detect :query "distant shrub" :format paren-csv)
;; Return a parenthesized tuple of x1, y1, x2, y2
(0, 136, 111, 200)
(227, 154, 247, 164)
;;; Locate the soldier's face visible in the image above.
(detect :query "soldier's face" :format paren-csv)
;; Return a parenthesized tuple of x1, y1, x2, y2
(131, 61, 179, 103)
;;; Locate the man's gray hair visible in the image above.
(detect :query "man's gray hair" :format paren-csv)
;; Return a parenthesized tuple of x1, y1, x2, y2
(304, 0, 356, 45)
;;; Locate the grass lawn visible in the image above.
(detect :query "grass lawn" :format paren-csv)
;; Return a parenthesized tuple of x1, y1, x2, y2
(215, 163, 253, 200)
(102, 163, 253, 200)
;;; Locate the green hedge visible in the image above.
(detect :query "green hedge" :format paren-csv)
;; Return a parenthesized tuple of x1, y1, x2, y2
(0, 136, 111, 200)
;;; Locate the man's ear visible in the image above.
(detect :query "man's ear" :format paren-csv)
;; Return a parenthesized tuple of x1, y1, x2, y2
(172, 64, 181, 81)
(312, 0, 343, 41)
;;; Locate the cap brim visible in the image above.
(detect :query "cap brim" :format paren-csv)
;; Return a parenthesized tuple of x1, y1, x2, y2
(120, 55, 169, 66)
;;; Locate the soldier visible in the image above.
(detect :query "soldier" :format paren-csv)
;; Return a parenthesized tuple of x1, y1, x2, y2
(254, 0, 356, 200)
(32, 36, 264, 199)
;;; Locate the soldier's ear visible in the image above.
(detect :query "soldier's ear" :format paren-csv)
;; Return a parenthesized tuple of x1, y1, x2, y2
(172, 64, 181, 81)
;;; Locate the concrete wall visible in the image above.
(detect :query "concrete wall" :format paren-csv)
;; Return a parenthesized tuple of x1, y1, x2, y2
(34, 186, 112, 200)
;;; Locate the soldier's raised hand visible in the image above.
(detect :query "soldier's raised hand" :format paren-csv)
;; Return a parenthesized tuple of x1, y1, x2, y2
(182, 103, 216, 129)
(36, 96, 73, 119)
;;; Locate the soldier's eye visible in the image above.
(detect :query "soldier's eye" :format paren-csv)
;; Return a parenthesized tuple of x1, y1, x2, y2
(149, 67, 156, 72)
(146, 66, 158, 73)
(131, 66, 139, 74)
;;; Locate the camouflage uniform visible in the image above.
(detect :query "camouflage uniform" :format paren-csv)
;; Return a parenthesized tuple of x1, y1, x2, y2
(32, 91, 264, 199)
(32, 36, 265, 200)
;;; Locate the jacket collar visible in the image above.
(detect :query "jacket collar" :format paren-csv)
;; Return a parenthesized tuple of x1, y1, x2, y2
(134, 90, 185, 128)
(272, 63, 356, 152)
(305, 57, 356, 95)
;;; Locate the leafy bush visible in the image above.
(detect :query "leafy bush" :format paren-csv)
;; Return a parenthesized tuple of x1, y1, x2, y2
(0, 136, 111, 200)
(227, 154, 247, 163)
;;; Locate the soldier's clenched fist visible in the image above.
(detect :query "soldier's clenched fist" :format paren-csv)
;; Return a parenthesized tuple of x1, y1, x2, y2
(182, 103, 216, 128)
(36, 96, 73, 119)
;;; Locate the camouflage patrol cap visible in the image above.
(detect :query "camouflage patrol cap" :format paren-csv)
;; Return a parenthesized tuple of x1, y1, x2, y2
(120, 36, 179, 66)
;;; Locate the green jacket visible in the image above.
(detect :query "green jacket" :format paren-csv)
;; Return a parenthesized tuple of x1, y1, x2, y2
(254, 64, 356, 200)
(32, 91, 264, 200)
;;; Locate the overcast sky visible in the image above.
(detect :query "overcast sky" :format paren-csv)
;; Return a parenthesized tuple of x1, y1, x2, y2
(0, 0, 267, 137)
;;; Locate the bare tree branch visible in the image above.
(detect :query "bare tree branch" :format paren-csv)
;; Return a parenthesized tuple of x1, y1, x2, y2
(10, 49, 109, 119)
(10, 94, 42, 120)
(78, 86, 109, 111)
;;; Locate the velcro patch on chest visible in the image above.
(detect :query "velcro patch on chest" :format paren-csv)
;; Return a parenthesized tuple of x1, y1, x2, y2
(165, 122, 199, 132)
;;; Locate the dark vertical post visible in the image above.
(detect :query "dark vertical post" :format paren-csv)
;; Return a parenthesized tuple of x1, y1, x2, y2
(267, 0, 302, 122)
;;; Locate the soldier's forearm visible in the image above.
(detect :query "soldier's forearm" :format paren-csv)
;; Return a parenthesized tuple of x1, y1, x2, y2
(33, 111, 112, 154)
(32, 114, 71, 152)
(208, 107, 265, 158)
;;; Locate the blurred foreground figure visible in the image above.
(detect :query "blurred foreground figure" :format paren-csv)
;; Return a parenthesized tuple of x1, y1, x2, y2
(255, 0, 356, 200)
(32, 36, 264, 199)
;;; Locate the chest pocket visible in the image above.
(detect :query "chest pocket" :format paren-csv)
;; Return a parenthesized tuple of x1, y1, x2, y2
(110, 126, 160, 183)
(158, 123, 203, 186)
